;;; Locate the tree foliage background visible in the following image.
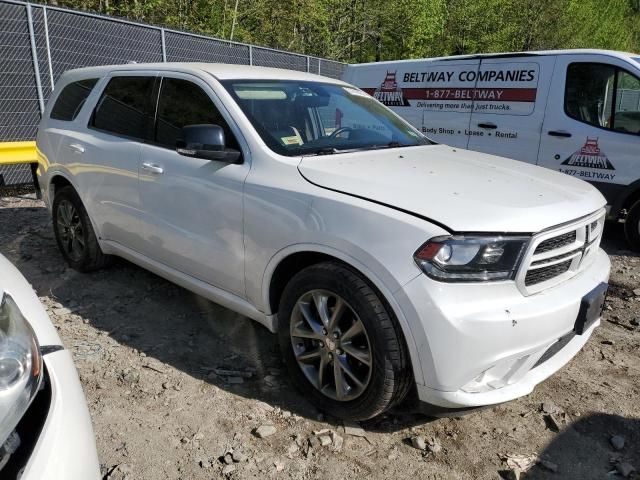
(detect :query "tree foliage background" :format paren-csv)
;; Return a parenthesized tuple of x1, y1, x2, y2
(43, 0, 640, 62)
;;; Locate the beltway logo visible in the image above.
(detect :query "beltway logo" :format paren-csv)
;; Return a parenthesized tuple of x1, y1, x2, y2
(561, 138, 615, 170)
(373, 71, 410, 107)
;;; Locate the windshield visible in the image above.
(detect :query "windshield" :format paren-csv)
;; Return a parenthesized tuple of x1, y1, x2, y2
(221, 80, 431, 156)
(634, 57, 640, 65)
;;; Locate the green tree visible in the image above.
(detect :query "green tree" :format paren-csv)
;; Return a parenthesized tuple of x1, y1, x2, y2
(43, 0, 640, 62)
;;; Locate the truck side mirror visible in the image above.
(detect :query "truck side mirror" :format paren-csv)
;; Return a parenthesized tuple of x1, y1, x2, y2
(176, 124, 241, 163)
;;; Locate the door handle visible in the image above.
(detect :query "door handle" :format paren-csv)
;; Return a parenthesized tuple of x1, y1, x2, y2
(68, 143, 85, 154)
(548, 130, 572, 138)
(477, 122, 497, 129)
(141, 162, 164, 174)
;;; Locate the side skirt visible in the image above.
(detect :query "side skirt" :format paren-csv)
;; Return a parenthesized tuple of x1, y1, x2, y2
(101, 240, 277, 333)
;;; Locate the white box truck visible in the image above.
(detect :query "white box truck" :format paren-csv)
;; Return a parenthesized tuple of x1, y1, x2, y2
(343, 49, 640, 250)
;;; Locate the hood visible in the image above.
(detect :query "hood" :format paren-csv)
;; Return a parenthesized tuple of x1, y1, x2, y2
(0, 254, 61, 346)
(298, 145, 606, 233)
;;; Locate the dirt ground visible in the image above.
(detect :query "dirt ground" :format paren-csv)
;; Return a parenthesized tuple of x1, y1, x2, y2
(1, 195, 638, 480)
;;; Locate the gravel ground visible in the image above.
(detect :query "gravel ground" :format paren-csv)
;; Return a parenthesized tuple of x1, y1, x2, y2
(1, 195, 639, 480)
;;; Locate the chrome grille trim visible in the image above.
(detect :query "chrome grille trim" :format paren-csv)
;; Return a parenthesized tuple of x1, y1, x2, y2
(516, 208, 606, 296)
(534, 230, 577, 254)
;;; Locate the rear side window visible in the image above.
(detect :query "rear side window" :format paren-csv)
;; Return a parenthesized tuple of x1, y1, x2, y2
(154, 78, 238, 149)
(91, 76, 155, 140)
(50, 78, 98, 121)
(565, 63, 640, 135)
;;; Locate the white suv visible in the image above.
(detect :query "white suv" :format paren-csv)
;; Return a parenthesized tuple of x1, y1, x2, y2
(36, 63, 610, 420)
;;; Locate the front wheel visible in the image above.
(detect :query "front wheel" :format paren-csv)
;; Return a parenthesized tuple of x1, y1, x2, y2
(624, 199, 640, 252)
(278, 262, 412, 420)
(52, 186, 111, 272)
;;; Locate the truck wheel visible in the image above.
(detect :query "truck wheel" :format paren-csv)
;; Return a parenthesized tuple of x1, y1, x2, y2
(625, 199, 640, 252)
(52, 186, 111, 272)
(277, 261, 412, 421)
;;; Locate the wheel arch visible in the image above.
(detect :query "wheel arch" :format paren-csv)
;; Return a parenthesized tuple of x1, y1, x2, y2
(48, 169, 82, 205)
(49, 172, 105, 245)
(622, 185, 640, 214)
(262, 244, 425, 385)
(49, 173, 74, 202)
(610, 179, 640, 219)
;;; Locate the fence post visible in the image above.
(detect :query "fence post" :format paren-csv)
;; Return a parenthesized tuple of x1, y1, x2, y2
(161, 28, 167, 62)
(249, 45, 253, 66)
(42, 6, 55, 90)
(306, 56, 310, 73)
(26, 3, 45, 113)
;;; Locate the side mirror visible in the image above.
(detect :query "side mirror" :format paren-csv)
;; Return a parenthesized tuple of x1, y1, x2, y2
(176, 124, 241, 163)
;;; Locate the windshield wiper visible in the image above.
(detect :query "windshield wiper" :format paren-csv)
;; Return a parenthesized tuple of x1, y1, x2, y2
(364, 141, 409, 150)
(304, 142, 413, 157)
(314, 147, 340, 155)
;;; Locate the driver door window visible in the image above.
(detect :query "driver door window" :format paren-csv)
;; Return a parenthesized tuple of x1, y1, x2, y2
(565, 63, 640, 135)
(155, 78, 238, 149)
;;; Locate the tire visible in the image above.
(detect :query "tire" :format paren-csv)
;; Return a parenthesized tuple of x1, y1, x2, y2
(52, 185, 111, 272)
(625, 199, 640, 252)
(277, 261, 412, 421)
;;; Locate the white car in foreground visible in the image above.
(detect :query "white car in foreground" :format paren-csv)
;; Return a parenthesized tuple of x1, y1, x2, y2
(36, 63, 610, 420)
(0, 254, 100, 479)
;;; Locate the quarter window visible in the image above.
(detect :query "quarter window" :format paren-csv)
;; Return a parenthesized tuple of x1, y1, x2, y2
(50, 78, 98, 121)
(565, 63, 640, 135)
(91, 76, 155, 140)
(155, 78, 238, 149)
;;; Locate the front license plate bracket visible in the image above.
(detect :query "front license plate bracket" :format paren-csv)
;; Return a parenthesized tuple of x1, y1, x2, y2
(574, 282, 608, 335)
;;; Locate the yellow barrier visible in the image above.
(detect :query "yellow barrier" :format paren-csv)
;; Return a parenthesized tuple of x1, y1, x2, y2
(0, 141, 37, 165)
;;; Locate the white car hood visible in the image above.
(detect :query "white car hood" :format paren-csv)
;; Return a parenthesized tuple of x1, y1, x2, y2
(298, 145, 606, 233)
(0, 254, 61, 346)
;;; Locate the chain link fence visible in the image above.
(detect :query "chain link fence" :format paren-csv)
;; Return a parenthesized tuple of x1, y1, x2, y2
(0, 0, 346, 142)
(0, 0, 346, 192)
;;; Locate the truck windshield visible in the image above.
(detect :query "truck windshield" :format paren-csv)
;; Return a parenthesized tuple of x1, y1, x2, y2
(221, 80, 430, 156)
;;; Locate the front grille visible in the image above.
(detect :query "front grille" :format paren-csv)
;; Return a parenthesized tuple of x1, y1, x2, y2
(517, 210, 605, 295)
(531, 248, 581, 266)
(534, 230, 576, 254)
(525, 260, 572, 286)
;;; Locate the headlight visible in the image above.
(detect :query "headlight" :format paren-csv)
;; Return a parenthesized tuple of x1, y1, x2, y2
(414, 235, 529, 282)
(0, 293, 42, 447)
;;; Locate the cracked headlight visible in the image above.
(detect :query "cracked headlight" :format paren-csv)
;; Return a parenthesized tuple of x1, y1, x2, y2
(0, 293, 42, 447)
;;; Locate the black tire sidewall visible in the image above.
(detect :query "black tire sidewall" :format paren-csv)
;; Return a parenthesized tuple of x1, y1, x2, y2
(625, 200, 640, 252)
(278, 262, 405, 420)
(52, 186, 101, 271)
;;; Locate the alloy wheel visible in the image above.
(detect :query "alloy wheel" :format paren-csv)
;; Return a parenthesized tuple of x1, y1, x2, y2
(56, 199, 85, 262)
(290, 289, 372, 401)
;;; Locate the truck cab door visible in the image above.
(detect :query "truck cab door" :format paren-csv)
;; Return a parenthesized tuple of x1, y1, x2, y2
(537, 55, 640, 204)
(467, 56, 553, 163)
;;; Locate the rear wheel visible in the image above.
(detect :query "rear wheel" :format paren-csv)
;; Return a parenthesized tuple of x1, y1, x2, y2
(624, 199, 640, 252)
(278, 261, 412, 420)
(52, 186, 111, 272)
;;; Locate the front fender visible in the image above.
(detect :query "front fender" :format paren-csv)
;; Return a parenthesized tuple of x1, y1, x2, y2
(261, 242, 427, 386)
